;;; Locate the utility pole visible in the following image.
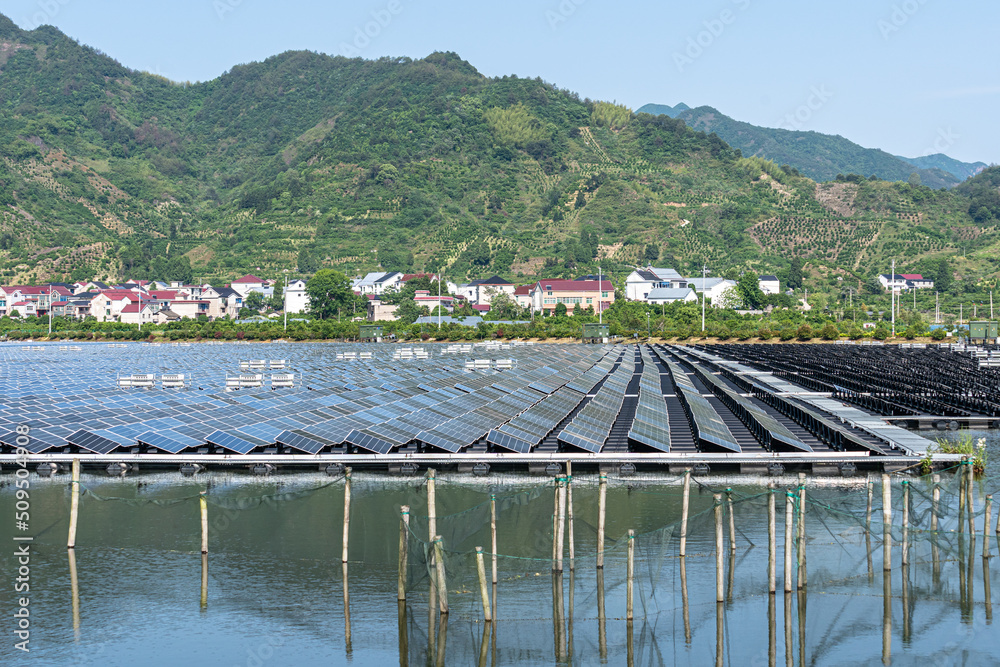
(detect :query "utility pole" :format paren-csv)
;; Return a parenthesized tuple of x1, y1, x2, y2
(891, 259, 895, 337)
(283, 269, 289, 332)
(437, 272, 441, 330)
(47, 283, 52, 337)
(598, 265, 603, 326)
(936, 291, 939, 324)
(646, 311, 650, 338)
(701, 263, 707, 332)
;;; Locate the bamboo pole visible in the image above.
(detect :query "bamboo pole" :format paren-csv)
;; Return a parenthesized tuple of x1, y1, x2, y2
(427, 468, 437, 547)
(597, 473, 607, 568)
(433, 536, 448, 615)
(797, 473, 806, 589)
(784, 492, 793, 593)
(931, 474, 940, 534)
(490, 494, 498, 585)
(398, 505, 410, 601)
(67, 458, 81, 549)
(967, 461, 976, 537)
(768, 487, 776, 594)
(200, 553, 208, 610)
(476, 547, 492, 622)
(726, 489, 736, 552)
(882, 474, 892, 571)
(959, 461, 967, 533)
(680, 470, 691, 557)
(552, 477, 559, 567)
(200, 492, 208, 554)
(626, 529, 635, 620)
(715, 493, 724, 603)
(555, 479, 567, 572)
(984, 495, 993, 560)
(341, 466, 352, 563)
(902, 481, 911, 567)
(566, 463, 575, 571)
(68, 549, 80, 640)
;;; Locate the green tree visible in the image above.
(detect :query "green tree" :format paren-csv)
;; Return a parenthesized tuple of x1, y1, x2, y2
(644, 244, 659, 263)
(786, 257, 803, 290)
(934, 257, 953, 291)
(244, 291, 265, 311)
(554, 302, 567, 317)
(306, 269, 353, 320)
(734, 271, 765, 309)
(267, 281, 285, 311)
(297, 247, 319, 274)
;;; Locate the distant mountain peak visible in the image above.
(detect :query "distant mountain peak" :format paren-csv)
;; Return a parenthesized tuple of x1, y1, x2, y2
(640, 101, 983, 187)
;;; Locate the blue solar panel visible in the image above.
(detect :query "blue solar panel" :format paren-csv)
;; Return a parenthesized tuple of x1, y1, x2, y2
(205, 430, 257, 454)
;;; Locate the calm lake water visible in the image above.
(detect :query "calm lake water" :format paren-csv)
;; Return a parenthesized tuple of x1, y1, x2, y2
(1, 430, 999, 666)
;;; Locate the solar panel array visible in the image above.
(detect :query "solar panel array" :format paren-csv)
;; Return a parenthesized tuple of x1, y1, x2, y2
(557, 351, 634, 452)
(627, 347, 671, 452)
(0, 340, 922, 459)
(662, 355, 741, 453)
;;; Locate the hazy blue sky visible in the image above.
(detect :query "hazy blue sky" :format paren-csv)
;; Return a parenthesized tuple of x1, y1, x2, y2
(1, 0, 996, 164)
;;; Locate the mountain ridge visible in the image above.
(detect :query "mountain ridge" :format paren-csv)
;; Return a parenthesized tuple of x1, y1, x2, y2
(637, 102, 986, 187)
(0, 15, 996, 290)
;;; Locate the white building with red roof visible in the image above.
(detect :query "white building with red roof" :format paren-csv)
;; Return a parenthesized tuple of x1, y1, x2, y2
(118, 302, 155, 325)
(230, 274, 266, 297)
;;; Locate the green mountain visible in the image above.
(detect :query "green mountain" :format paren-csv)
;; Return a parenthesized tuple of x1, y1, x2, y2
(896, 153, 989, 181)
(647, 104, 960, 187)
(0, 15, 997, 290)
(638, 103, 991, 188)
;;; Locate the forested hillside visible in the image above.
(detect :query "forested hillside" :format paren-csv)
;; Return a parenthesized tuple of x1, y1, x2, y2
(0, 15, 997, 290)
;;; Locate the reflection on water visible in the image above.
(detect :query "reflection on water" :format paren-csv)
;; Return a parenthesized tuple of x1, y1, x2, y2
(2, 440, 1000, 666)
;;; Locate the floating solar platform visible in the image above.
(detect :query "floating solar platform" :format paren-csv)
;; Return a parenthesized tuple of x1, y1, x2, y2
(0, 341, 950, 474)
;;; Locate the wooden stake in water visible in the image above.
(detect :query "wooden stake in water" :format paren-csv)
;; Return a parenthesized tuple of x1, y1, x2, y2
(490, 494, 498, 585)
(200, 492, 208, 554)
(882, 474, 892, 571)
(797, 473, 807, 589)
(552, 477, 560, 567)
(626, 529, 635, 620)
(726, 489, 736, 552)
(784, 492, 793, 593)
(931, 474, 940, 534)
(680, 470, 691, 557)
(68, 458, 81, 549)
(967, 461, 976, 537)
(901, 481, 910, 567)
(398, 505, 410, 601)
(427, 468, 437, 547)
(597, 473, 607, 568)
(476, 547, 492, 622)
(984, 495, 993, 560)
(959, 461, 967, 533)
(433, 536, 448, 615)
(566, 463, 575, 571)
(714, 493, 724, 603)
(768, 487, 776, 594)
(341, 466, 352, 563)
(555, 479, 567, 572)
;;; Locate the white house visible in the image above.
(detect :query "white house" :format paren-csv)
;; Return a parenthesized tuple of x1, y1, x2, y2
(284, 279, 309, 314)
(625, 267, 687, 301)
(352, 271, 403, 296)
(458, 276, 516, 305)
(685, 277, 737, 306)
(118, 303, 155, 325)
(758, 275, 780, 295)
(646, 287, 698, 304)
(901, 274, 934, 289)
(878, 274, 908, 291)
(230, 274, 266, 297)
